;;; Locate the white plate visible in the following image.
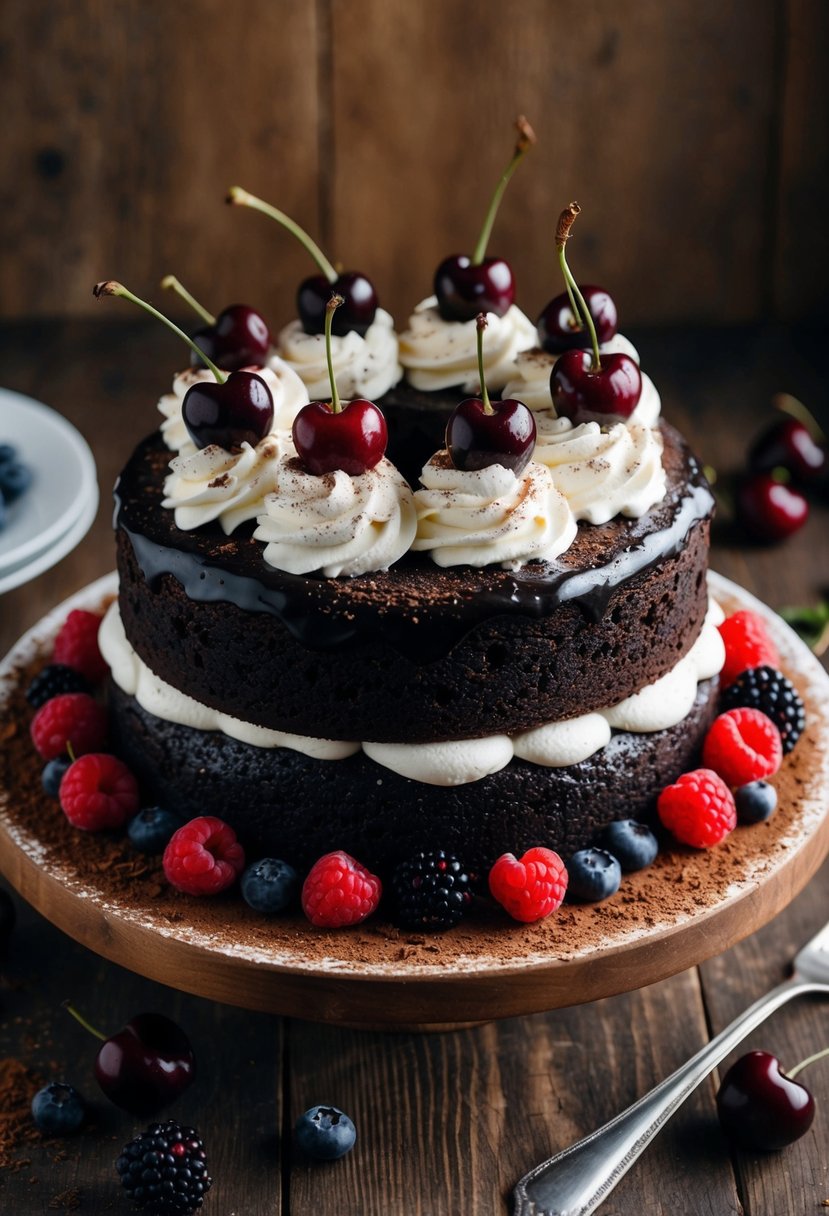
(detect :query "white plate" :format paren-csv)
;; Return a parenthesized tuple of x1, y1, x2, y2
(0, 477, 99, 596)
(0, 388, 98, 572)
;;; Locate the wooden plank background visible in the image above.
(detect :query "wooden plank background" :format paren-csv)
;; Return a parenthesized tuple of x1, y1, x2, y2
(0, 0, 826, 328)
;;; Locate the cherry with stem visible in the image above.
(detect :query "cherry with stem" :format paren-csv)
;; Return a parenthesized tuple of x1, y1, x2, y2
(160, 274, 271, 373)
(434, 116, 536, 322)
(444, 313, 536, 475)
(291, 294, 388, 476)
(94, 280, 274, 450)
(227, 187, 378, 338)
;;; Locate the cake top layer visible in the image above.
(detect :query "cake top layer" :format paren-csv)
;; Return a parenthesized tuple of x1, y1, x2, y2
(115, 421, 713, 659)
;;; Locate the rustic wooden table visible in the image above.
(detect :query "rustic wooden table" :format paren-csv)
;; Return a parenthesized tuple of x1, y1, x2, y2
(1, 320, 828, 1215)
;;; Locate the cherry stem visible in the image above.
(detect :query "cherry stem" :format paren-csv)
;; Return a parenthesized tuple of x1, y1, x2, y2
(475, 313, 492, 414)
(471, 116, 536, 267)
(93, 282, 227, 383)
(65, 740, 76, 764)
(62, 1000, 106, 1042)
(787, 1044, 829, 1080)
(160, 275, 215, 325)
(325, 294, 344, 413)
(772, 392, 826, 444)
(227, 187, 338, 284)
(555, 202, 601, 372)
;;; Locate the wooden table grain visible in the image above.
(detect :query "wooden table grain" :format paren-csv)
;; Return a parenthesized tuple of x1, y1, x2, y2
(1, 319, 828, 1215)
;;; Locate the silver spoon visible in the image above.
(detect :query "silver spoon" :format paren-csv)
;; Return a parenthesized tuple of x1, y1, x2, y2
(514, 916, 829, 1216)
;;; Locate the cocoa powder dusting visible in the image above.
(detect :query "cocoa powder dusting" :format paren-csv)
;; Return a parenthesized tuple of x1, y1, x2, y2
(0, 1057, 43, 1171)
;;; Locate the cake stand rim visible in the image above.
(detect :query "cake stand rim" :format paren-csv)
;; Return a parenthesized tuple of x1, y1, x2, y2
(1, 569, 828, 1026)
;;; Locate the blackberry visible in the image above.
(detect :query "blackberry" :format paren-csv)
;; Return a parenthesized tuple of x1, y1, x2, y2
(720, 665, 805, 754)
(116, 1120, 211, 1216)
(390, 850, 472, 931)
(26, 664, 91, 708)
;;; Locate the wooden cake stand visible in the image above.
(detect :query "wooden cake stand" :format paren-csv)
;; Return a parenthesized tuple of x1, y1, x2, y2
(1, 572, 828, 1029)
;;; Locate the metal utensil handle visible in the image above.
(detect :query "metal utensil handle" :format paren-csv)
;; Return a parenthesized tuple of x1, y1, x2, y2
(514, 978, 829, 1216)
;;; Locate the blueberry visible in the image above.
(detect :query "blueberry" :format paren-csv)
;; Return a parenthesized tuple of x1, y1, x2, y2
(42, 756, 72, 798)
(566, 848, 622, 903)
(599, 819, 659, 872)
(295, 1104, 357, 1161)
(735, 780, 778, 825)
(0, 461, 32, 503)
(127, 807, 185, 854)
(31, 1082, 86, 1135)
(0, 444, 16, 467)
(241, 858, 299, 914)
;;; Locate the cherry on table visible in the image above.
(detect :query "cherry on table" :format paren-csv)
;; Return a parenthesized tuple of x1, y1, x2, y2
(537, 284, 618, 354)
(748, 417, 826, 485)
(716, 1049, 818, 1151)
(445, 312, 536, 476)
(434, 116, 535, 322)
(65, 1004, 195, 1115)
(736, 470, 809, 542)
(291, 294, 388, 475)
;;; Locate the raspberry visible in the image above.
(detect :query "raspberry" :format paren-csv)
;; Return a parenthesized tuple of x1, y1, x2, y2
(488, 847, 568, 923)
(720, 666, 806, 754)
(702, 708, 783, 786)
(53, 609, 108, 684)
(30, 692, 108, 760)
(26, 663, 91, 708)
(718, 611, 780, 687)
(390, 850, 473, 931)
(163, 816, 245, 896)
(657, 768, 737, 848)
(301, 851, 381, 928)
(116, 1120, 211, 1216)
(59, 754, 139, 831)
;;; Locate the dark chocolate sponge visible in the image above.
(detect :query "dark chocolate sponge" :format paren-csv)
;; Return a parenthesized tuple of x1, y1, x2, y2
(114, 424, 714, 744)
(377, 381, 465, 487)
(109, 679, 719, 876)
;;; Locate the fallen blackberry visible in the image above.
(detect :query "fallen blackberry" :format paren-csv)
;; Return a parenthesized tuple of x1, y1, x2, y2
(390, 849, 472, 931)
(26, 663, 91, 708)
(720, 665, 805, 754)
(116, 1120, 211, 1216)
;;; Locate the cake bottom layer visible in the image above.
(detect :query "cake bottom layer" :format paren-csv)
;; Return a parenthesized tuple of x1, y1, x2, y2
(110, 678, 719, 875)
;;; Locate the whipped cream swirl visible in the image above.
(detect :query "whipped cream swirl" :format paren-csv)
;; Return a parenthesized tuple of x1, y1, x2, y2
(412, 453, 577, 569)
(502, 336, 662, 427)
(157, 360, 309, 455)
(273, 308, 402, 400)
(399, 297, 537, 392)
(254, 455, 417, 577)
(534, 417, 667, 523)
(162, 437, 283, 534)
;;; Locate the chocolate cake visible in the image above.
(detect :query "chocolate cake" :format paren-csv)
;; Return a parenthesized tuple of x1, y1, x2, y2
(105, 398, 719, 876)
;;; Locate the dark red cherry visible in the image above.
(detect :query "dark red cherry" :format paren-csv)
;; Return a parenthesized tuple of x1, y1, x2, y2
(94, 1012, 196, 1116)
(716, 1050, 815, 1151)
(190, 304, 271, 372)
(182, 370, 274, 451)
(736, 471, 809, 542)
(551, 349, 641, 425)
(298, 272, 378, 337)
(537, 285, 617, 354)
(748, 418, 827, 485)
(292, 398, 388, 476)
(434, 255, 515, 322)
(446, 397, 536, 476)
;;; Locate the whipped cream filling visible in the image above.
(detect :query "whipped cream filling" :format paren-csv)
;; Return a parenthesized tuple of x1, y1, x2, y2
(502, 339, 662, 429)
(533, 417, 667, 524)
(100, 596, 725, 786)
(253, 455, 417, 578)
(273, 308, 402, 400)
(412, 454, 577, 569)
(162, 437, 285, 535)
(157, 360, 309, 456)
(398, 297, 537, 392)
